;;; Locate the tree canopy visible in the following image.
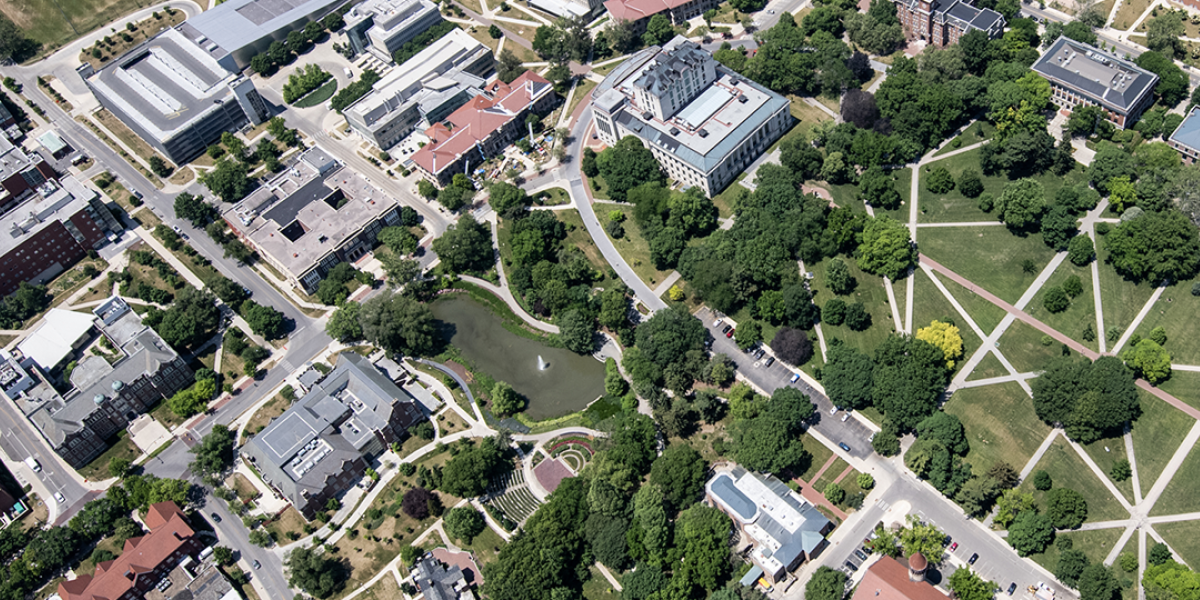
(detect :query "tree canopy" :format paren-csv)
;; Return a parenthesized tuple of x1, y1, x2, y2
(432, 215, 495, 274)
(1030, 356, 1140, 443)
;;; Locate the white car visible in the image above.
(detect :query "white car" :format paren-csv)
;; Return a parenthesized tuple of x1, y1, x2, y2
(789, 372, 801, 383)
(841, 412, 850, 422)
(830, 405, 840, 416)
(53, 492, 65, 504)
(713, 318, 723, 327)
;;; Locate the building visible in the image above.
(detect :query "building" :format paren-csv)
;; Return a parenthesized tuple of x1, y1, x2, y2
(527, 0, 601, 19)
(18, 297, 192, 468)
(892, 0, 1003, 48)
(705, 465, 833, 584)
(342, 0, 445, 61)
(591, 37, 792, 197)
(603, 0, 718, 26)
(180, 0, 345, 71)
(17, 308, 97, 372)
(222, 147, 405, 294)
(1031, 37, 1158, 129)
(1169, 106, 1200, 163)
(0, 167, 122, 297)
(58, 502, 203, 600)
(850, 555, 950, 600)
(82, 27, 270, 166)
(242, 354, 425, 518)
(146, 562, 239, 600)
(410, 71, 556, 185)
(0, 135, 58, 216)
(344, 29, 494, 150)
(410, 553, 477, 600)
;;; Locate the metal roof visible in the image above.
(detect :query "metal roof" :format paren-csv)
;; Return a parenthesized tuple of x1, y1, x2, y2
(1169, 106, 1200, 153)
(1032, 37, 1158, 114)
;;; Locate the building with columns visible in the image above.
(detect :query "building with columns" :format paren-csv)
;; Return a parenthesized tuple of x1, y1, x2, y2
(1031, 37, 1158, 129)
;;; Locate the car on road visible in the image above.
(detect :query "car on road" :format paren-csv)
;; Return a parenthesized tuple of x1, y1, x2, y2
(838, 442, 851, 452)
(23, 457, 40, 472)
(53, 492, 65, 504)
(949, 542, 958, 552)
(130, 189, 143, 199)
(1007, 584, 1017, 596)
(968, 553, 979, 565)
(854, 550, 868, 561)
(790, 372, 800, 383)
(211, 512, 222, 522)
(253, 560, 261, 570)
(726, 329, 735, 338)
(844, 560, 859, 572)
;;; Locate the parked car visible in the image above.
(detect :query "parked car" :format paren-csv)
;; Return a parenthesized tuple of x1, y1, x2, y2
(861, 546, 872, 555)
(753, 349, 765, 360)
(838, 442, 851, 452)
(253, 560, 262, 570)
(844, 560, 859, 572)
(790, 372, 800, 383)
(968, 553, 979, 565)
(854, 550, 868, 561)
(830, 406, 839, 415)
(949, 542, 958, 552)
(722, 324, 732, 334)
(764, 357, 775, 367)
(211, 512, 222, 523)
(53, 492, 65, 504)
(841, 412, 850, 422)
(713, 318, 723, 327)
(726, 329, 735, 338)
(1007, 583, 1017, 596)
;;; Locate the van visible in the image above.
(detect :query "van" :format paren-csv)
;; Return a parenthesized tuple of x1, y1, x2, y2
(24, 457, 40, 472)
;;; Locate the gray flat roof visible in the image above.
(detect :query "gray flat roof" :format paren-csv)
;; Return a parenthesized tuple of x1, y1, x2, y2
(1169, 106, 1200, 152)
(185, 0, 344, 57)
(88, 28, 238, 140)
(0, 176, 99, 259)
(710, 473, 757, 520)
(1032, 37, 1158, 114)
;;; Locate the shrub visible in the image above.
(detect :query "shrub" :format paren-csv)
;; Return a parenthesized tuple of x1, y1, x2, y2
(1033, 470, 1052, 490)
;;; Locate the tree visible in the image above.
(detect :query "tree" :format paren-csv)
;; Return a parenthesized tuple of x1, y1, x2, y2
(844, 303, 871, 331)
(1069, 235, 1095, 266)
(1042, 204, 1079, 251)
(1043, 286, 1070, 313)
(173, 192, 216, 226)
(189, 424, 234, 478)
(108, 457, 132, 479)
(858, 166, 903, 210)
(402, 487, 436, 519)
(1068, 104, 1105, 137)
(872, 335, 947, 431)
(730, 390, 813, 475)
(444, 507, 486, 543)
(771, 327, 813, 365)
(782, 136, 825, 181)
(926, 167, 955, 194)
(806, 566, 847, 600)
(432, 215, 494, 274)
(642, 13, 674, 46)
(1031, 356, 1139, 443)
(1149, 543, 1172, 565)
(285, 546, 348, 599)
(379, 226, 418, 256)
(213, 546, 234, 566)
(325, 302, 363, 342)
(1046, 487, 1089, 529)
(650, 444, 707, 512)
(916, 321, 964, 368)
(858, 216, 915, 279)
(442, 437, 508, 498)
(1077, 563, 1119, 600)
(1135, 51, 1190, 106)
(1034, 470, 1053, 490)
(1110, 458, 1132, 482)
(1123, 338, 1172, 383)
(595, 137, 664, 203)
(489, 182, 530, 215)
(557, 309, 594, 354)
(735, 320, 763, 350)
(1007, 511, 1055, 556)
(996, 178, 1045, 230)
(241, 300, 285, 339)
(491, 381, 524, 416)
(824, 343, 875, 409)
(1105, 210, 1200, 284)
(915, 412, 969, 455)
(585, 513, 630, 571)
(1057, 548, 1091, 587)
(959, 169, 984, 198)
(826, 259, 856, 295)
(201, 159, 252, 203)
(359, 293, 437, 357)
(634, 307, 706, 371)
(949, 567, 997, 600)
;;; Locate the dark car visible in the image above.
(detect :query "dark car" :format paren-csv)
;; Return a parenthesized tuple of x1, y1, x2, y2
(968, 553, 979, 565)
(861, 546, 872, 556)
(722, 324, 732, 334)
(764, 357, 775, 367)
(210, 512, 222, 523)
(838, 442, 851, 452)
(854, 550, 868, 561)
(253, 560, 262, 570)
(1007, 583, 1017, 595)
(754, 349, 765, 360)
(844, 560, 859, 572)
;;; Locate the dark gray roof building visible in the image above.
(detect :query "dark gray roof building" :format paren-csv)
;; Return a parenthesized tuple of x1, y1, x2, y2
(243, 354, 424, 518)
(1169, 106, 1200, 163)
(1031, 37, 1158, 129)
(411, 553, 476, 600)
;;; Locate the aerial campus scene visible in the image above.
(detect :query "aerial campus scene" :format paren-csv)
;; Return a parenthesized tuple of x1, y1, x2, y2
(4, 0, 1200, 598)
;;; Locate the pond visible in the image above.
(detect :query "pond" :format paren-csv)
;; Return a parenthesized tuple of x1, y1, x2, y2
(431, 295, 605, 420)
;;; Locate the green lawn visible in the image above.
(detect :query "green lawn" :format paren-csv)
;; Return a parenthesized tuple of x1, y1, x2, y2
(1128, 275, 1200, 365)
(583, 565, 622, 600)
(596, 203, 674, 287)
(996, 319, 1066, 374)
(1031, 528, 1128, 573)
(822, 168, 909, 223)
(917, 148, 1082, 224)
(1154, 372, 1200, 412)
(932, 121, 996, 157)
(1082, 434, 1134, 505)
(1096, 246, 1158, 341)
(1025, 260, 1099, 352)
(1114, 533, 1140, 600)
(798, 434, 835, 482)
(934, 271, 1009, 335)
(965, 351, 1008, 381)
(292, 80, 338, 108)
(919, 226, 1057, 304)
(464, 523, 507, 565)
(1019, 436, 1129, 523)
(555, 208, 621, 289)
(78, 431, 139, 481)
(945, 382, 1050, 477)
(912, 269, 982, 375)
(1, 0, 156, 58)
(813, 458, 849, 493)
(1132, 390, 1195, 499)
(1153, 521, 1200, 570)
(808, 256, 899, 358)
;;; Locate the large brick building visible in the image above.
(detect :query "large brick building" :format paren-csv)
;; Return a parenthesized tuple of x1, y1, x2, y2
(892, 0, 1004, 48)
(0, 139, 121, 297)
(1031, 37, 1159, 129)
(59, 502, 203, 600)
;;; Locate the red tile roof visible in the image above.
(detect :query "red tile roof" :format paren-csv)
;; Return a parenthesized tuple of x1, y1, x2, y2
(852, 557, 950, 600)
(411, 71, 551, 177)
(603, 0, 691, 22)
(59, 502, 196, 600)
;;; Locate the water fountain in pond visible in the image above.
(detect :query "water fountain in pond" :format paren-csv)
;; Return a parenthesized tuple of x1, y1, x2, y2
(537, 355, 548, 371)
